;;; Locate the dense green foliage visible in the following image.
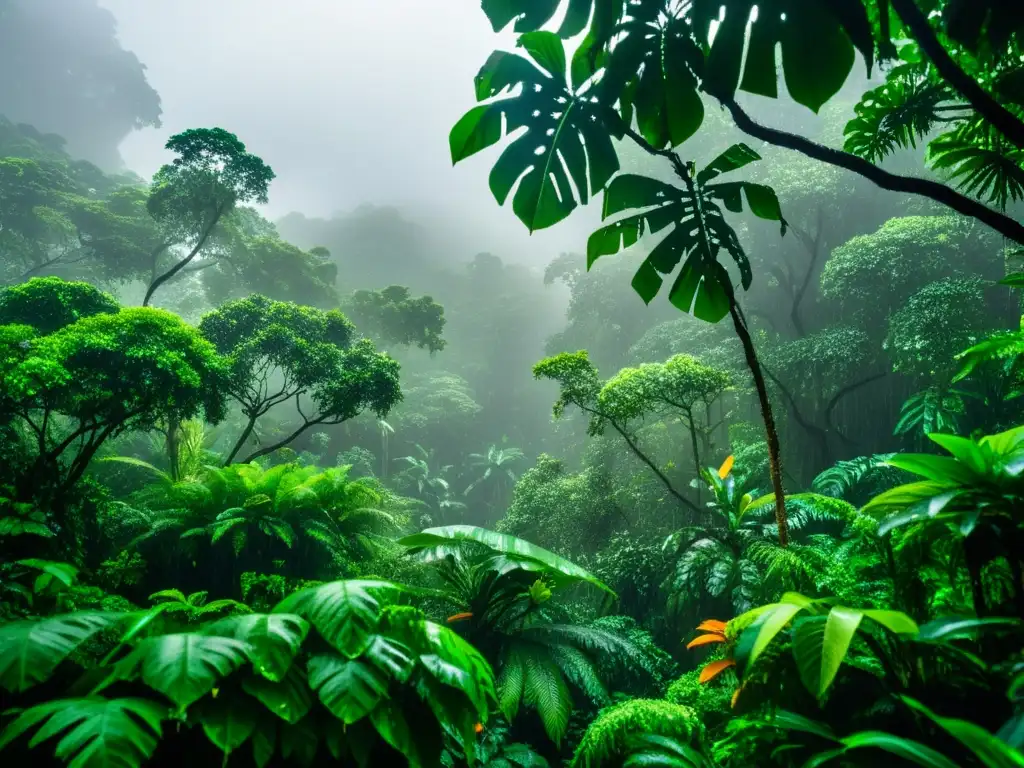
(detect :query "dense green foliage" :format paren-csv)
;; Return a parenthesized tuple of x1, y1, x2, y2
(3, 0, 1024, 766)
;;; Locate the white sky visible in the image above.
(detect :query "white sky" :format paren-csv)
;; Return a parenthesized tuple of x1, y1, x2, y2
(98, 0, 601, 263)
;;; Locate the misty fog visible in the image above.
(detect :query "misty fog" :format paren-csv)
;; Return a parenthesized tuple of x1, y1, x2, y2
(99, 0, 601, 263)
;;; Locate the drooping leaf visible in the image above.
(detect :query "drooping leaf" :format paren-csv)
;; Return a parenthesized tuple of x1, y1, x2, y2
(275, 579, 403, 658)
(450, 32, 619, 232)
(195, 693, 260, 758)
(0, 612, 125, 694)
(243, 664, 313, 725)
(307, 654, 388, 725)
(115, 633, 250, 710)
(401, 525, 614, 596)
(0, 697, 165, 768)
(205, 613, 308, 682)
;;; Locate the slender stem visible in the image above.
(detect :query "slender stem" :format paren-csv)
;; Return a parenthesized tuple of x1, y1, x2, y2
(729, 301, 789, 546)
(143, 205, 225, 307)
(578, 403, 701, 515)
(720, 99, 1024, 246)
(889, 0, 1024, 151)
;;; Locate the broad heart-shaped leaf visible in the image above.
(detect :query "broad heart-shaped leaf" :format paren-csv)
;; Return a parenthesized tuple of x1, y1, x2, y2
(599, 5, 705, 148)
(195, 693, 260, 758)
(243, 664, 313, 724)
(307, 653, 388, 725)
(274, 579, 404, 659)
(450, 32, 620, 233)
(0, 697, 165, 768)
(115, 634, 250, 710)
(399, 524, 614, 596)
(204, 613, 308, 682)
(693, 0, 871, 112)
(0, 612, 125, 694)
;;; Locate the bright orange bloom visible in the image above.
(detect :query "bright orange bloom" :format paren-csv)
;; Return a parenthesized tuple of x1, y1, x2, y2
(698, 658, 736, 684)
(474, 723, 484, 734)
(717, 455, 734, 479)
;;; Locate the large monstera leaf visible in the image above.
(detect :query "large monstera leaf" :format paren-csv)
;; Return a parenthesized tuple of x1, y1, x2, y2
(480, 0, 873, 113)
(587, 143, 784, 323)
(692, 0, 873, 111)
(450, 31, 620, 232)
(598, 2, 705, 148)
(481, 0, 598, 37)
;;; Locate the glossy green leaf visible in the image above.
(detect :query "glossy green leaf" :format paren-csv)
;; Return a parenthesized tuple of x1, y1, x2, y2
(0, 697, 165, 768)
(275, 579, 403, 659)
(401, 525, 614, 596)
(196, 694, 259, 757)
(0, 612, 125, 694)
(450, 33, 619, 232)
(115, 634, 250, 710)
(243, 665, 312, 724)
(792, 607, 863, 699)
(307, 654, 388, 725)
(205, 613, 308, 682)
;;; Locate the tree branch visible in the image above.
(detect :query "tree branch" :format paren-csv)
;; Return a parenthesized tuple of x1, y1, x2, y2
(143, 205, 225, 307)
(579, 403, 701, 515)
(823, 371, 889, 441)
(889, 0, 1024, 151)
(720, 99, 1024, 246)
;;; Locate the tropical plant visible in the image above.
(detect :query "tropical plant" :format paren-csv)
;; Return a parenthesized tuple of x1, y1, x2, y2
(0, 579, 495, 767)
(401, 525, 650, 746)
(663, 458, 831, 619)
(571, 699, 701, 768)
(862, 424, 1024, 616)
(463, 445, 525, 517)
(114, 462, 405, 595)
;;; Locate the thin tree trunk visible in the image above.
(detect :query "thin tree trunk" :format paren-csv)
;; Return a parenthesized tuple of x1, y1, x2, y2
(728, 300, 789, 546)
(225, 414, 259, 466)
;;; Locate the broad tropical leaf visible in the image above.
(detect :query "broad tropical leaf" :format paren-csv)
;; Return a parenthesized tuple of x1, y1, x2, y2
(195, 694, 260, 759)
(586, 147, 783, 323)
(0, 612, 125, 693)
(598, 3, 705, 148)
(450, 31, 619, 232)
(205, 613, 308, 682)
(243, 665, 313, 725)
(0, 697, 165, 768)
(274, 579, 404, 658)
(307, 654, 388, 724)
(115, 634, 250, 710)
(400, 525, 614, 596)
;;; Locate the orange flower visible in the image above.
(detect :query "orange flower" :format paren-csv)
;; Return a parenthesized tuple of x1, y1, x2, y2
(686, 633, 726, 649)
(698, 658, 736, 683)
(474, 723, 484, 734)
(717, 455, 734, 479)
(446, 612, 473, 623)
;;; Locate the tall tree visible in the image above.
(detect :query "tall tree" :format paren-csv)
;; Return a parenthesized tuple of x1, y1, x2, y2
(143, 128, 275, 306)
